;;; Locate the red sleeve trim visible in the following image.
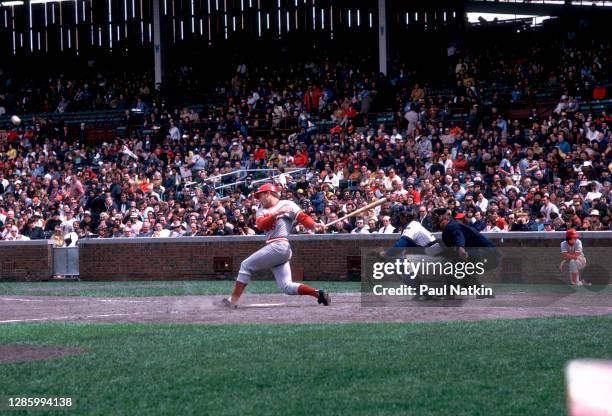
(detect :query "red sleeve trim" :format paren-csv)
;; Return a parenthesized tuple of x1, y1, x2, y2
(296, 211, 316, 229)
(256, 214, 276, 231)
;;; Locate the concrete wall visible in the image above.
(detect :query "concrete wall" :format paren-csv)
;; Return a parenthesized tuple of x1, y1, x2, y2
(77, 232, 612, 281)
(0, 240, 54, 281)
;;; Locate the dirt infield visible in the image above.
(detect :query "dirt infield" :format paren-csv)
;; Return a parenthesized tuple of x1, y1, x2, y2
(0, 345, 84, 363)
(1, 292, 611, 324)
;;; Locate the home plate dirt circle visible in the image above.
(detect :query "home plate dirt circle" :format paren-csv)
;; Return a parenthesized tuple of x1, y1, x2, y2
(1, 292, 611, 325)
(0, 345, 84, 364)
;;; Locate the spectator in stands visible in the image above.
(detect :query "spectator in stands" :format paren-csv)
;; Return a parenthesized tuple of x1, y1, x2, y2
(138, 221, 153, 237)
(5, 225, 29, 241)
(378, 216, 396, 234)
(52, 226, 65, 247)
(540, 194, 560, 222)
(22, 218, 45, 240)
(351, 218, 370, 234)
(1, 34, 611, 241)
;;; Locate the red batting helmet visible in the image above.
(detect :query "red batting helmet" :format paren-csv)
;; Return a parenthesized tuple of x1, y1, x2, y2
(566, 229, 579, 239)
(253, 183, 279, 197)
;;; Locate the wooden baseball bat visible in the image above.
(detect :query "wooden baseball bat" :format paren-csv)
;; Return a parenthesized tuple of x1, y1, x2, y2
(325, 198, 387, 228)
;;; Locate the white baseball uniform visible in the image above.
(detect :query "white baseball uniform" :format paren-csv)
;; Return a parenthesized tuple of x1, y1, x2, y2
(402, 221, 437, 247)
(561, 239, 586, 273)
(237, 200, 312, 295)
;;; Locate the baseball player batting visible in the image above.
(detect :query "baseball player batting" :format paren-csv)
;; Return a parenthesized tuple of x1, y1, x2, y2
(217, 183, 330, 308)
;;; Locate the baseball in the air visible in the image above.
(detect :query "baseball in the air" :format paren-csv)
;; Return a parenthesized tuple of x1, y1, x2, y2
(10, 115, 21, 125)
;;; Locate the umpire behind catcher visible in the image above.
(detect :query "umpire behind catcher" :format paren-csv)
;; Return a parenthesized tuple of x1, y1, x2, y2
(433, 208, 499, 297)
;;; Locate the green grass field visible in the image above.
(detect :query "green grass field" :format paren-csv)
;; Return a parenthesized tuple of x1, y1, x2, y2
(0, 281, 361, 297)
(1, 316, 611, 416)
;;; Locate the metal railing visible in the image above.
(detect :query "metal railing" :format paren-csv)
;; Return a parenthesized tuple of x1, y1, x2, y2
(183, 168, 276, 189)
(183, 167, 308, 196)
(215, 168, 307, 190)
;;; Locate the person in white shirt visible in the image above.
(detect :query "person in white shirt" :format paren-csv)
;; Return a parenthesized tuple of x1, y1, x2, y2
(553, 95, 569, 114)
(5, 226, 30, 241)
(390, 128, 402, 144)
(323, 171, 340, 189)
(351, 219, 370, 234)
(152, 223, 169, 237)
(383, 169, 402, 190)
(64, 224, 79, 247)
(129, 212, 143, 233)
(585, 124, 600, 142)
(585, 182, 602, 202)
(378, 216, 396, 234)
(275, 167, 289, 187)
(60, 208, 78, 232)
(334, 164, 345, 181)
(540, 194, 559, 221)
(475, 192, 488, 212)
(392, 181, 408, 197)
(404, 109, 418, 134)
(1, 210, 16, 227)
(0, 173, 8, 191)
(168, 123, 181, 141)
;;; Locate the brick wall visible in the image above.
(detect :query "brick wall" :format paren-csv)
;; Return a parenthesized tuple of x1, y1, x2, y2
(0, 241, 54, 281)
(77, 232, 612, 282)
(78, 235, 382, 281)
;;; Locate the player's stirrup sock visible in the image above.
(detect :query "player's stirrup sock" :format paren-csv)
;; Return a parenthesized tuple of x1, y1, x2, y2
(297, 284, 318, 298)
(230, 281, 247, 303)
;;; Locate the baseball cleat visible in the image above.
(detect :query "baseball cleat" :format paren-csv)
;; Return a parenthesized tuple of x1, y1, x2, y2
(215, 297, 238, 309)
(317, 290, 330, 306)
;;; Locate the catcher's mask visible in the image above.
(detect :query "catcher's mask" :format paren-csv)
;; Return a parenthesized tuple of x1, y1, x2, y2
(431, 208, 450, 231)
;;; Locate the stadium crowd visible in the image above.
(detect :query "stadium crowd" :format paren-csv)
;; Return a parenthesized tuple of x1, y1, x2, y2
(0, 37, 611, 243)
